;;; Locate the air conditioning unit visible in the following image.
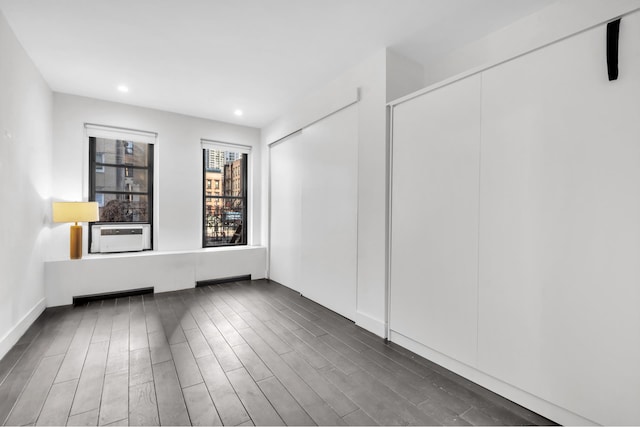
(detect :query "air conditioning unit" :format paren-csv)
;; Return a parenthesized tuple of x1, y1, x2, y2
(91, 224, 151, 253)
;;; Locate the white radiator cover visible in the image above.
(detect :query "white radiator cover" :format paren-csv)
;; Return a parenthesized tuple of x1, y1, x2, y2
(91, 224, 151, 253)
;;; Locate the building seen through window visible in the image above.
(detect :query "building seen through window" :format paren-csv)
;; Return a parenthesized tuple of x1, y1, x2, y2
(89, 137, 154, 251)
(203, 148, 247, 247)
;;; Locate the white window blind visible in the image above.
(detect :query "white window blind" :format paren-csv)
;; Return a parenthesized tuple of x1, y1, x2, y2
(85, 124, 157, 144)
(201, 139, 251, 154)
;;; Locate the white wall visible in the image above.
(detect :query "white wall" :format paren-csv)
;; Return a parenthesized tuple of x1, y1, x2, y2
(0, 10, 51, 359)
(263, 49, 424, 336)
(50, 93, 263, 259)
(423, 0, 640, 86)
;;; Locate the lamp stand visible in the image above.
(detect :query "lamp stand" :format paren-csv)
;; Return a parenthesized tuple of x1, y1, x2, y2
(70, 222, 83, 260)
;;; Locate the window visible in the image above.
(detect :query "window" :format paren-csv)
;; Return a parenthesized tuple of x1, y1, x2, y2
(203, 144, 248, 247)
(89, 133, 154, 252)
(96, 153, 105, 173)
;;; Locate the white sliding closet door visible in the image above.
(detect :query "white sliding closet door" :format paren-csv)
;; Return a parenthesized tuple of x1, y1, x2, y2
(300, 105, 358, 319)
(388, 11, 640, 425)
(478, 14, 640, 425)
(390, 75, 481, 366)
(269, 105, 358, 319)
(269, 134, 303, 291)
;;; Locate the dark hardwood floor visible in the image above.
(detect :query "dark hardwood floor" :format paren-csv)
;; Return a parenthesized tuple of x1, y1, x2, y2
(0, 279, 556, 426)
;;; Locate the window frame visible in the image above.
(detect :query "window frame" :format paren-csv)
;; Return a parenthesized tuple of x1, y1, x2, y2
(201, 140, 251, 248)
(86, 124, 157, 253)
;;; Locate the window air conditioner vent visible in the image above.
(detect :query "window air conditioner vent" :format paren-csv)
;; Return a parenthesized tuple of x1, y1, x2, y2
(91, 224, 150, 253)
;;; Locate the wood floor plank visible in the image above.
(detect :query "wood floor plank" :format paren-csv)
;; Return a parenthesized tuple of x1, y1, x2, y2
(257, 376, 315, 426)
(105, 328, 129, 376)
(207, 309, 246, 347)
(416, 378, 476, 415)
(290, 327, 360, 375)
(152, 360, 190, 425)
(319, 333, 430, 404)
(45, 312, 83, 357)
(418, 398, 473, 426)
(170, 294, 199, 332)
(184, 328, 214, 359)
(280, 308, 327, 337)
(0, 313, 62, 424)
(321, 367, 406, 426)
(67, 408, 98, 426)
(203, 290, 250, 332)
(5, 354, 64, 426)
(128, 381, 159, 426)
(347, 369, 440, 425)
(242, 283, 288, 312)
(142, 295, 163, 334)
(461, 407, 508, 426)
(216, 285, 251, 314)
(182, 382, 222, 426)
(225, 367, 284, 426)
(70, 340, 109, 416)
(55, 312, 98, 383)
(104, 418, 128, 426)
(129, 297, 149, 351)
(13, 311, 48, 347)
(264, 319, 330, 370)
(0, 342, 28, 385)
(91, 300, 115, 343)
(99, 372, 128, 426)
(342, 409, 379, 426)
(237, 327, 344, 426)
(280, 350, 358, 417)
(36, 379, 78, 426)
(232, 343, 273, 382)
(169, 295, 198, 333)
(129, 348, 153, 386)
(156, 297, 187, 345)
(111, 298, 130, 332)
(237, 311, 292, 355)
(195, 354, 250, 426)
(202, 330, 243, 373)
(183, 297, 221, 339)
(230, 292, 275, 323)
(147, 330, 172, 365)
(239, 289, 302, 332)
(170, 342, 203, 388)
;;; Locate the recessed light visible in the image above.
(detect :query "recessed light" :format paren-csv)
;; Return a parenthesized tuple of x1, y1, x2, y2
(117, 85, 129, 93)
(234, 109, 243, 117)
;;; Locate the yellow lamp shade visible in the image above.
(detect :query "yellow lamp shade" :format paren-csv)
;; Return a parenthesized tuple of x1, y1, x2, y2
(52, 202, 99, 223)
(52, 201, 99, 260)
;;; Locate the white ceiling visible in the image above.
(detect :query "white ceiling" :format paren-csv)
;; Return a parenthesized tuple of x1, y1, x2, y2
(0, 0, 554, 128)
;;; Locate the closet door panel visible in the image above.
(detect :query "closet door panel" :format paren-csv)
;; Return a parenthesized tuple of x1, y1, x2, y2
(269, 135, 303, 291)
(300, 105, 358, 319)
(479, 14, 640, 425)
(390, 75, 481, 366)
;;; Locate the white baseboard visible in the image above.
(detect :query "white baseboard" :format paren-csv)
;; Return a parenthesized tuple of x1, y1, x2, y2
(390, 330, 597, 426)
(0, 298, 46, 360)
(355, 311, 386, 338)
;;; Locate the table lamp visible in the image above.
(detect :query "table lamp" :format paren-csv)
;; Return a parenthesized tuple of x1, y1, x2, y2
(52, 202, 99, 259)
